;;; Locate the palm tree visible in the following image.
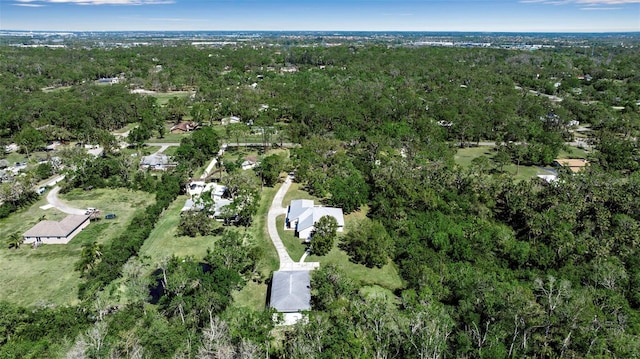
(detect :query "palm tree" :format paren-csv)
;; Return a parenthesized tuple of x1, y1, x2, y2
(7, 232, 23, 249)
(76, 241, 103, 275)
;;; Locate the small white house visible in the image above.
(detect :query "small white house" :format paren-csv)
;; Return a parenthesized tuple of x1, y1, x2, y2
(23, 215, 90, 245)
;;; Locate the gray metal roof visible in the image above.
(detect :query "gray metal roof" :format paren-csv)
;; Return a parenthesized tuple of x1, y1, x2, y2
(287, 199, 315, 221)
(23, 215, 90, 238)
(298, 207, 345, 232)
(270, 270, 311, 313)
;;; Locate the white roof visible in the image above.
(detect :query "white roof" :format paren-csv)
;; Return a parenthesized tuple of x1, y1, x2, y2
(286, 199, 344, 233)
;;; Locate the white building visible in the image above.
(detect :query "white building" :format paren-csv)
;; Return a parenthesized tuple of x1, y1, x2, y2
(285, 199, 344, 240)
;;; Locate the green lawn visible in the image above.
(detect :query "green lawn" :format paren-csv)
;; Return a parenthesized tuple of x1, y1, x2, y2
(231, 185, 280, 310)
(282, 182, 319, 208)
(0, 188, 153, 307)
(277, 215, 307, 262)
(250, 186, 280, 276)
(454, 146, 494, 168)
(152, 91, 193, 106)
(558, 145, 590, 159)
(140, 195, 219, 263)
(454, 146, 557, 181)
(148, 131, 189, 143)
(231, 280, 268, 311)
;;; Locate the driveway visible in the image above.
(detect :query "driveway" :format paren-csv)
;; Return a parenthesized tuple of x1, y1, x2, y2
(267, 175, 319, 271)
(46, 186, 87, 215)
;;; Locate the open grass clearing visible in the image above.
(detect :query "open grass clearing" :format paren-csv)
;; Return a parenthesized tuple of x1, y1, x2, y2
(230, 185, 279, 310)
(231, 280, 268, 311)
(152, 91, 193, 106)
(558, 145, 590, 159)
(454, 146, 495, 168)
(277, 215, 306, 262)
(307, 240, 404, 291)
(454, 146, 559, 181)
(0, 188, 153, 306)
(282, 182, 319, 208)
(140, 195, 219, 263)
(148, 130, 189, 143)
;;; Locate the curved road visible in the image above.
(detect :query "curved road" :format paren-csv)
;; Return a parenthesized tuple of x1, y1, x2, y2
(267, 175, 319, 271)
(46, 186, 87, 215)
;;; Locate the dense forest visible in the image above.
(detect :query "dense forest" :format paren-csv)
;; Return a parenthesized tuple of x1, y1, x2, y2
(1, 37, 639, 358)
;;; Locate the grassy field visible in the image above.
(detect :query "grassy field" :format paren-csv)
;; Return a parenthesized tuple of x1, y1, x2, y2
(140, 195, 220, 263)
(454, 146, 558, 181)
(148, 131, 189, 143)
(0, 188, 154, 307)
(230, 185, 280, 311)
(454, 146, 494, 168)
(282, 182, 319, 208)
(277, 215, 307, 262)
(152, 91, 193, 106)
(558, 145, 590, 159)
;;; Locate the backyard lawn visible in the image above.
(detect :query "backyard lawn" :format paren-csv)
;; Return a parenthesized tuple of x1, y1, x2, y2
(0, 188, 154, 307)
(140, 195, 219, 263)
(279, 182, 405, 292)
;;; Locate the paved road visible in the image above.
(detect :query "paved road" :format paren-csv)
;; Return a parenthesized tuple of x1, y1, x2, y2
(46, 186, 87, 215)
(267, 175, 319, 271)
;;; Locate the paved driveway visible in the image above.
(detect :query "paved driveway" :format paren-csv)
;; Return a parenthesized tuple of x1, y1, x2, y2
(46, 186, 87, 215)
(267, 176, 319, 271)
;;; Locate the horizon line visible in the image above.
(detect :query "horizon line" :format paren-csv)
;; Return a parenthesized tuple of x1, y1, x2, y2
(2, 29, 640, 34)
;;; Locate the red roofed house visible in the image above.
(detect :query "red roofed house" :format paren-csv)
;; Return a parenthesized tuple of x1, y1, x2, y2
(170, 121, 200, 134)
(23, 215, 91, 245)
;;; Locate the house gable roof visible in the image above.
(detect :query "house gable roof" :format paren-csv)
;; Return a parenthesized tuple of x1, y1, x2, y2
(24, 215, 90, 238)
(298, 207, 345, 232)
(287, 199, 315, 222)
(270, 270, 311, 313)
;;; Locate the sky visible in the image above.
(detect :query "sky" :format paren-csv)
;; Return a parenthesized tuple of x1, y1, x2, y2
(0, 0, 639, 32)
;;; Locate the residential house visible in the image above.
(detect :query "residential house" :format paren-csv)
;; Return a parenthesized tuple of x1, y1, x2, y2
(241, 155, 259, 170)
(181, 182, 231, 218)
(221, 116, 241, 125)
(23, 215, 90, 245)
(553, 158, 589, 173)
(269, 270, 311, 325)
(140, 154, 175, 171)
(170, 121, 199, 134)
(285, 199, 344, 240)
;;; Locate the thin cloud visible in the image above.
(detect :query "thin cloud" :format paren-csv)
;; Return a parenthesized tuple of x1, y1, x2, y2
(13, 3, 46, 6)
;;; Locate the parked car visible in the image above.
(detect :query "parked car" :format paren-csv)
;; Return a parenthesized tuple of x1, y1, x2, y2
(105, 213, 117, 219)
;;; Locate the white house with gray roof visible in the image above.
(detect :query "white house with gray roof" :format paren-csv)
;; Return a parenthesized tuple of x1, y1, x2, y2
(285, 199, 344, 240)
(23, 214, 90, 245)
(269, 270, 311, 325)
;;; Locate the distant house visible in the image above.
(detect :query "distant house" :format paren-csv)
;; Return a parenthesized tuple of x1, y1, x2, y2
(241, 155, 259, 170)
(97, 77, 119, 85)
(181, 182, 231, 218)
(140, 154, 175, 171)
(553, 158, 589, 173)
(269, 270, 311, 325)
(221, 116, 241, 125)
(186, 180, 216, 197)
(170, 121, 199, 134)
(285, 199, 344, 240)
(537, 174, 558, 183)
(23, 215, 90, 245)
